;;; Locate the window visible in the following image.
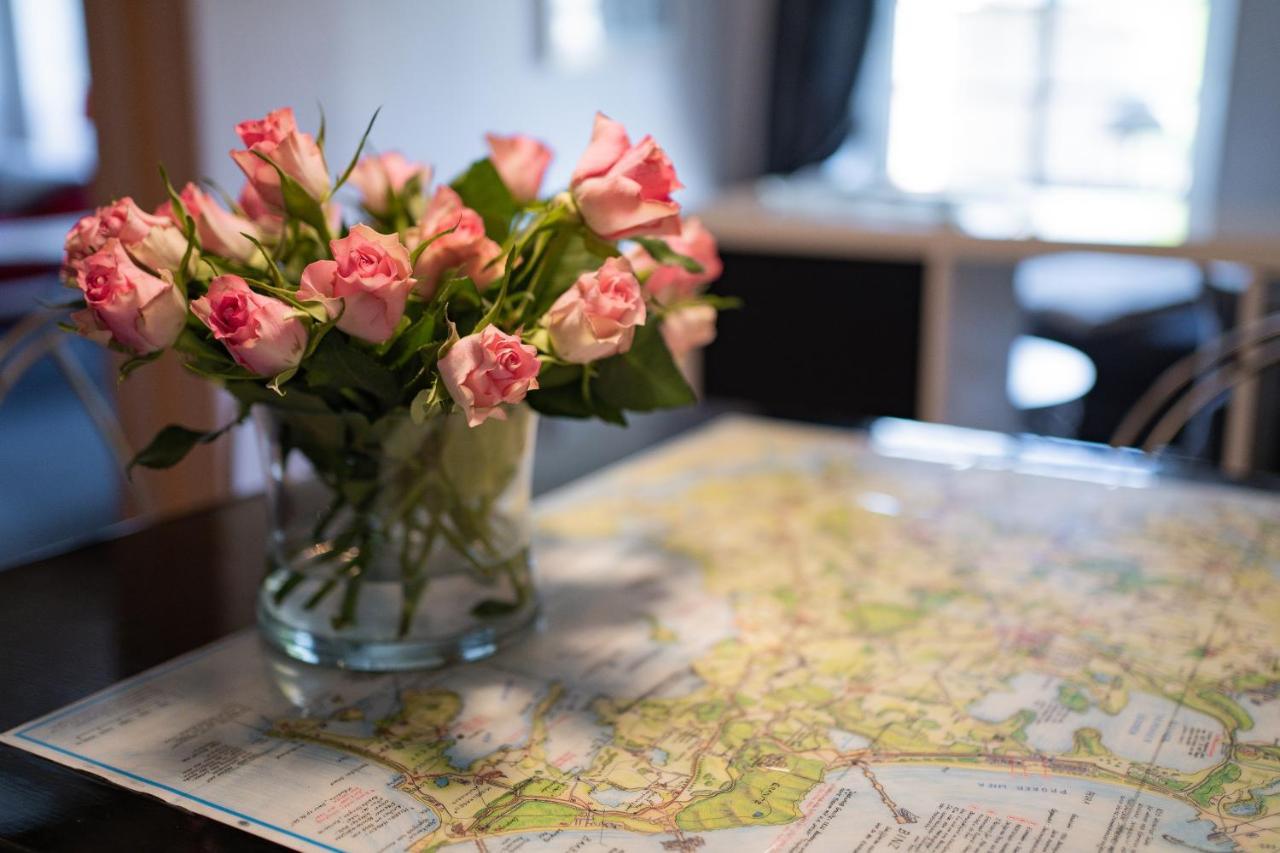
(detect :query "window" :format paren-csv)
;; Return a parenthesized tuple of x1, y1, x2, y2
(882, 0, 1211, 243)
(1, 0, 95, 179)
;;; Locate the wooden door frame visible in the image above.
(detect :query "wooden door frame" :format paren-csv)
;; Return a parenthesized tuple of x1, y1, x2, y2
(83, 0, 231, 517)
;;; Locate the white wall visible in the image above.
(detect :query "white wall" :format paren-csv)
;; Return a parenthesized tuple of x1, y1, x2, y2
(187, 0, 772, 209)
(1212, 0, 1280, 238)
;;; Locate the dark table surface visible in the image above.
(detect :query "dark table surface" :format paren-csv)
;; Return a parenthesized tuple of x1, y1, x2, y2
(0, 496, 282, 851)
(0, 407, 723, 851)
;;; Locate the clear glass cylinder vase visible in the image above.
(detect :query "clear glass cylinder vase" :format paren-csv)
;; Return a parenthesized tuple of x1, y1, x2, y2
(253, 404, 540, 671)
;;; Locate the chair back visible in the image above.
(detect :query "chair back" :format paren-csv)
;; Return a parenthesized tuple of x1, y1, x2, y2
(1112, 311, 1280, 473)
(0, 306, 153, 513)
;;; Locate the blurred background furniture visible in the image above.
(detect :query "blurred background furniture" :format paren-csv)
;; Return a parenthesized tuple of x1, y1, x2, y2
(2, 0, 1279, 567)
(1005, 333, 1095, 438)
(699, 186, 1280, 474)
(1114, 311, 1280, 472)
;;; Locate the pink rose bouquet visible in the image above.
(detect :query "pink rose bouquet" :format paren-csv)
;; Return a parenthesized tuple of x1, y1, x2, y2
(59, 107, 730, 635)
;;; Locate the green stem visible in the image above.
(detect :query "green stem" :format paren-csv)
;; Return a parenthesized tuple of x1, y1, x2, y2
(397, 523, 440, 639)
(272, 570, 306, 605)
(303, 578, 338, 610)
(332, 574, 362, 631)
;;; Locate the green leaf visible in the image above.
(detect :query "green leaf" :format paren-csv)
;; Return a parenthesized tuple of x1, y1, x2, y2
(582, 231, 621, 260)
(172, 328, 257, 382)
(409, 377, 446, 424)
(427, 277, 485, 338)
(408, 222, 458, 267)
(332, 107, 381, 194)
(180, 362, 257, 382)
(130, 425, 211, 471)
(200, 176, 241, 215)
(473, 266, 511, 334)
(303, 335, 400, 408)
(535, 361, 582, 389)
(119, 350, 163, 379)
(225, 379, 331, 414)
(633, 236, 704, 274)
(158, 165, 193, 235)
(695, 294, 742, 310)
(524, 230, 603, 321)
(251, 150, 332, 244)
(129, 409, 245, 472)
(450, 158, 519, 242)
(267, 366, 298, 394)
(241, 234, 290, 290)
(525, 383, 593, 419)
(472, 599, 521, 618)
(594, 322, 696, 412)
(315, 102, 327, 151)
(158, 164, 198, 290)
(526, 381, 626, 425)
(432, 277, 484, 314)
(388, 309, 438, 368)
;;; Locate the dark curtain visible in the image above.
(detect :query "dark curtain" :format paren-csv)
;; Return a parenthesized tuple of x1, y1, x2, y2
(766, 0, 876, 174)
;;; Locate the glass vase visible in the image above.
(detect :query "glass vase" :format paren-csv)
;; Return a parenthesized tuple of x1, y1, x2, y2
(253, 404, 540, 671)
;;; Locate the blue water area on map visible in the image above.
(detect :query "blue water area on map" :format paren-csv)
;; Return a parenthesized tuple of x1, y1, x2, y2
(435, 776, 449, 788)
(442, 675, 546, 770)
(968, 672, 1225, 772)
(591, 786, 652, 809)
(826, 728, 872, 751)
(1226, 777, 1280, 816)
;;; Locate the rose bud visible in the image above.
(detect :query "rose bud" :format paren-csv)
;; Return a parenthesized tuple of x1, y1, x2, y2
(626, 217, 723, 303)
(661, 304, 717, 358)
(408, 186, 503, 298)
(545, 256, 646, 363)
(349, 152, 430, 216)
(191, 275, 307, 377)
(570, 112, 682, 240)
(230, 107, 330, 210)
(298, 224, 415, 344)
(485, 133, 552, 203)
(160, 183, 262, 264)
(238, 182, 284, 239)
(439, 325, 541, 427)
(71, 239, 186, 355)
(63, 197, 189, 278)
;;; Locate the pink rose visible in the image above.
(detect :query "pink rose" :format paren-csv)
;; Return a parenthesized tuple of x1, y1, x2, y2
(569, 113, 683, 240)
(545, 256, 646, 363)
(238, 182, 284, 238)
(162, 183, 262, 264)
(485, 133, 552, 203)
(230, 107, 330, 210)
(350, 152, 430, 216)
(626, 217, 723, 303)
(62, 213, 105, 278)
(660, 304, 717, 358)
(191, 275, 307, 376)
(439, 325, 540, 427)
(408, 186, 503, 298)
(71, 240, 186, 355)
(297, 224, 415, 344)
(63, 197, 189, 277)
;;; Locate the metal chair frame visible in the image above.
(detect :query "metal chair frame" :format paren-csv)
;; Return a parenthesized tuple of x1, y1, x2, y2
(1112, 311, 1280, 468)
(0, 307, 152, 513)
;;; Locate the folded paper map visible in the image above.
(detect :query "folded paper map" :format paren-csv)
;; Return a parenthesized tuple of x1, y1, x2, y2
(6, 417, 1279, 852)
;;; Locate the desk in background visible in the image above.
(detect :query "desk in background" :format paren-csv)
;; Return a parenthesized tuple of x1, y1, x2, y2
(698, 183, 1280, 475)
